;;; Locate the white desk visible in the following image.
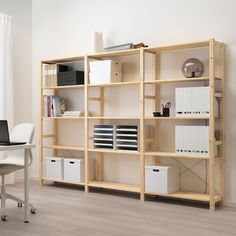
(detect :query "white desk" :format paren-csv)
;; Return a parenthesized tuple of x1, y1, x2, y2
(0, 144, 35, 223)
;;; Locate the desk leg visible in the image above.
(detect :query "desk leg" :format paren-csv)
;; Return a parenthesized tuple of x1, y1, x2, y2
(24, 149, 29, 223)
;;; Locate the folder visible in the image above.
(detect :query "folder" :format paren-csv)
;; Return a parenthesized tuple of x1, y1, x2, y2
(175, 88, 184, 116)
(175, 126, 184, 153)
(183, 88, 192, 116)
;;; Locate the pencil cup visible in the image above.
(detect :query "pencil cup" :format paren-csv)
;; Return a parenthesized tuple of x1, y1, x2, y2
(162, 108, 170, 117)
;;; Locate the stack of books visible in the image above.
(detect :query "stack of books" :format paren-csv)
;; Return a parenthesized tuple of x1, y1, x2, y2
(44, 64, 68, 87)
(44, 95, 65, 117)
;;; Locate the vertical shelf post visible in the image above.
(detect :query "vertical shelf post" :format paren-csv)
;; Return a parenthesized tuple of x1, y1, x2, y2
(84, 55, 89, 192)
(39, 62, 44, 186)
(152, 53, 160, 164)
(209, 39, 216, 210)
(97, 87, 104, 181)
(140, 48, 145, 201)
(219, 43, 225, 205)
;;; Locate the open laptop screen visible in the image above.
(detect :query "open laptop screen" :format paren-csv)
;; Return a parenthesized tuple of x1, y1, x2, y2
(0, 120, 10, 143)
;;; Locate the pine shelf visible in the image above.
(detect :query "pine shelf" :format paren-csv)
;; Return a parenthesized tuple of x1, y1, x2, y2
(145, 151, 209, 159)
(145, 191, 221, 203)
(40, 39, 225, 210)
(88, 181, 140, 193)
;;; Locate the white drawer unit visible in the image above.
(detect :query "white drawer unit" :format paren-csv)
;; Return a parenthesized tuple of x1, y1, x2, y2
(64, 158, 84, 182)
(45, 157, 63, 180)
(145, 165, 179, 194)
(93, 125, 114, 149)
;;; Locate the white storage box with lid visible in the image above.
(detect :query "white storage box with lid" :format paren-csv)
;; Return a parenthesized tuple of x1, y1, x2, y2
(145, 165, 179, 194)
(45, 157, 63, 180)
(63, 158, 95, 182)
(64, 158, 84, 182)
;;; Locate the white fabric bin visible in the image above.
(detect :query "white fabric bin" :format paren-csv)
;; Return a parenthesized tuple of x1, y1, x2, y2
(45, 157, 63, 180)
(145, 165, 179, 194)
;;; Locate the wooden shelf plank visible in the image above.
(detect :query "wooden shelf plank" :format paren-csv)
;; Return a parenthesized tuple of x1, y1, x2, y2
(145, 116, 209, 120)
(42, 177, 85, 186)
(43, 145, 85, 151)
(145, 40, 209, 53)
(43, 116, 84, 120)
(88, 48, 141, 58)
(144, 76, 209, 84)
(88, 181, 140, 193)
(145, 151, 209, 159)
(42, 84, 84, 89)
(42, 56, 84, 64)
(87, 81, 140, 87)
(88, 148, 140, 155)
(145, 191, 221, 202)
(88, 116, 139, 120)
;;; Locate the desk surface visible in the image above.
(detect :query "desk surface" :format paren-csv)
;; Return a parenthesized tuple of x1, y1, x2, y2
(0, 144, 35, 151)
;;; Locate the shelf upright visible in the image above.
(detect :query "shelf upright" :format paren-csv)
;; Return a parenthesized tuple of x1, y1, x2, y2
(219, 42, 225, 205)
(84, 55, 89, 192)
(139, 48, 145, 201)
(209, 39, 216, 210)
(152, 52, 160, 165)
(96, 86, 105, 181)
(39, 62, 44, 186)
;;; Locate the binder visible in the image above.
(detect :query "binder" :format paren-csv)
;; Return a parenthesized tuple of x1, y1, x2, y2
(183, 88, 192, 116)
(175, 126, 184, 153)
(201, 87, 210, 115)
(175, 88, 184, 116)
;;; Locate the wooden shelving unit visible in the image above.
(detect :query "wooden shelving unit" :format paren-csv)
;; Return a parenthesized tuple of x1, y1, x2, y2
(39, 39, 225, 210)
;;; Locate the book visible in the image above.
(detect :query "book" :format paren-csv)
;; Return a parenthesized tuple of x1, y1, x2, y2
(44, 95, 66, 117)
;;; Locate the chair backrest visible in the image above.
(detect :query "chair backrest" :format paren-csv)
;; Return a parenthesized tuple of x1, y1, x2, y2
(7, 123, 35, 165)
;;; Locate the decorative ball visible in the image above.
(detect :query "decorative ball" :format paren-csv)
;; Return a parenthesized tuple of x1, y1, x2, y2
(182, 58, 204, 78)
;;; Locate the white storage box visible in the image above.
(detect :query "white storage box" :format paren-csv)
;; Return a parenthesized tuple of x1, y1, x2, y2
(64, 158, 84, 182)
(89, 71, 122, 84)
(45, 157, 63, 180)
(145, 165, 179, 194)
(89, 60, 121, 72)
(64, 158, 95, 182)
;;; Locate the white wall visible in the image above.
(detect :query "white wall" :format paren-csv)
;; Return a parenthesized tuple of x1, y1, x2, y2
(32, 0, 236, 204)
(0, 0, 32, 180)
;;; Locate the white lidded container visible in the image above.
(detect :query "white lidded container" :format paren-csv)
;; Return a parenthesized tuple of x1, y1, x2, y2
(64, 158, 84, 182)
(64, 158, 95, 182)
(45, 157, 63, 180)
(145, 165, 179, 194)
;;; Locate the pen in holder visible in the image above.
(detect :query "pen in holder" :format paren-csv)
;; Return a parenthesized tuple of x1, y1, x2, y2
(162, 102, 171, 117)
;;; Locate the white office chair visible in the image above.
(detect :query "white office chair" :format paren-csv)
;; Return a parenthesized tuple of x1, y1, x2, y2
(0, 123, 36, 221)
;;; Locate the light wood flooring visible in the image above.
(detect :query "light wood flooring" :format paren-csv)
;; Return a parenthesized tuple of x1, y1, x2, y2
(0, 181, 235, 236)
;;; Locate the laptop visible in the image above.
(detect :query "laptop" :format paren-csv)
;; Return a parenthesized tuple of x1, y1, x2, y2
(0, 120, 27, 146)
